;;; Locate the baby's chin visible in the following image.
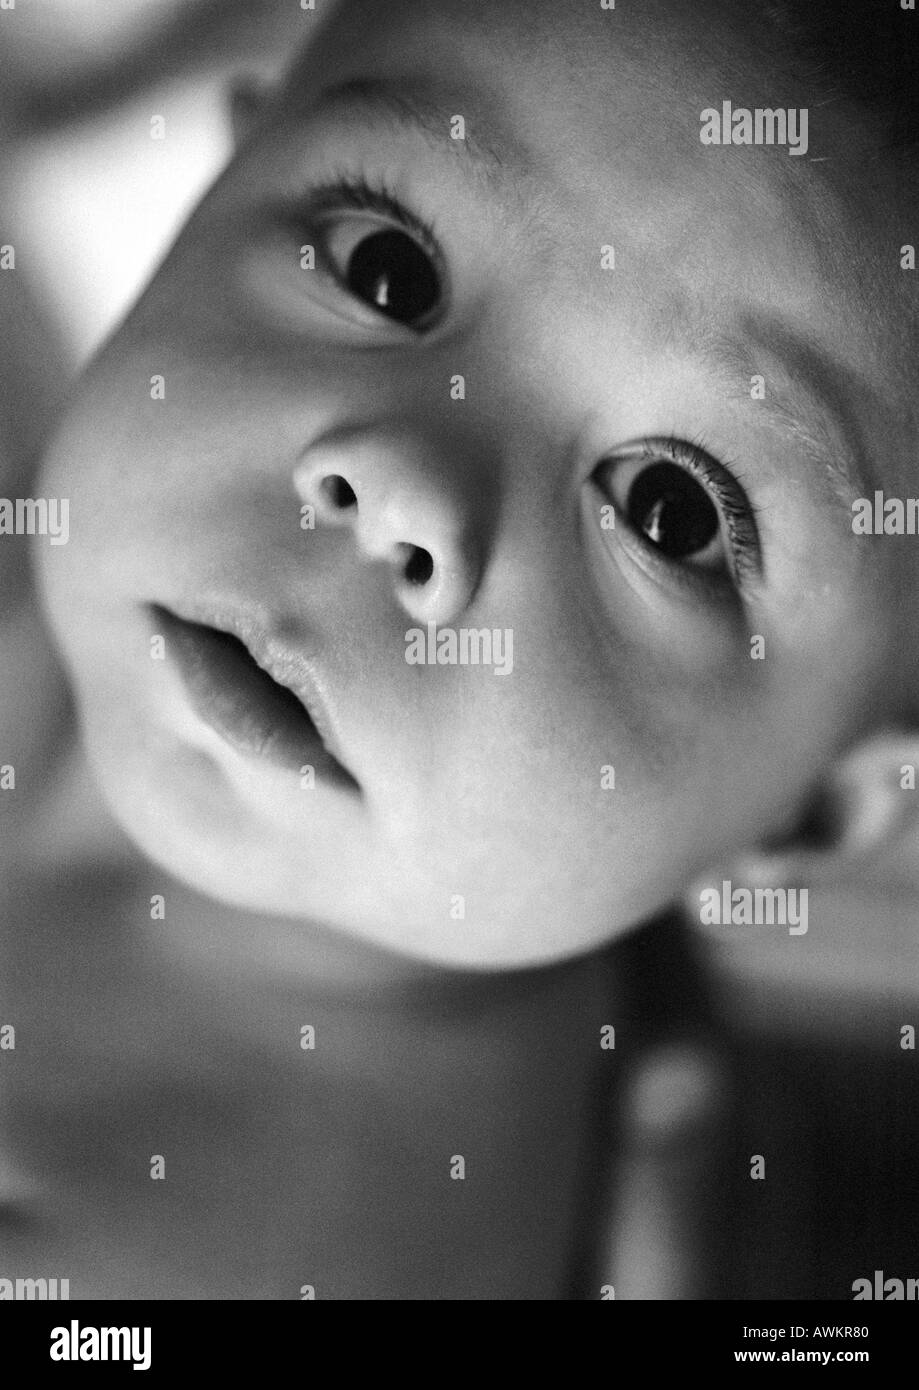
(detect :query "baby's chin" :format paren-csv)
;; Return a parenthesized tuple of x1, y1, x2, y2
(82, 748, 633, 973)
(161, 836, 632, 970)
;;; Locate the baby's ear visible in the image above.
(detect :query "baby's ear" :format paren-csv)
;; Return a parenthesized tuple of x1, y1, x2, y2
(228, 74, 277, 149)
(735, 730, 919, 891)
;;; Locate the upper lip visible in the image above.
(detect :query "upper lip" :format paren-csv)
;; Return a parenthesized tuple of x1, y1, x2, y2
(153, 599, 353, 773)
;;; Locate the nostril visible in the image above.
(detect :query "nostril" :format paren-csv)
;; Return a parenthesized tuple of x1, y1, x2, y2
(320, 474, 358, 510)
(402, 545, 434, 586)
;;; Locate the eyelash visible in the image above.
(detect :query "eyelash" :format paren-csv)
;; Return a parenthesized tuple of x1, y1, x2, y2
(634, 435, 763, 585)
(293, 172, 443, 281)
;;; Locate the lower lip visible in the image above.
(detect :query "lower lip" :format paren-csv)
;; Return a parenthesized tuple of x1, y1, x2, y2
(153, 606, 358, 790)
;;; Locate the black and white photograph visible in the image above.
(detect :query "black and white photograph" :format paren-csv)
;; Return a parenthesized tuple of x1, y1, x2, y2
(1, 0, 917, 1348)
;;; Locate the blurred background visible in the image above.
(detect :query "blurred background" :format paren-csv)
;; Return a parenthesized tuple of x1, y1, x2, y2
(2, 0, 916, 1300)
(0, 0, 309, 386)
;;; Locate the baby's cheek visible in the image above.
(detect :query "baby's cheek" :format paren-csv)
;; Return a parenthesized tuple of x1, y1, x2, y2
(488, 662, 738, 863)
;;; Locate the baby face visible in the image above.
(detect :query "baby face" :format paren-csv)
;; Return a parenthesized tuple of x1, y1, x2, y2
(36, 0, 917, 966)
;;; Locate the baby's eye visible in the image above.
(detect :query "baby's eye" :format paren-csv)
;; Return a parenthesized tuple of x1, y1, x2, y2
(616, 458, 722, 565)
(321, 216, 443, 328)
(595, 440, 760, 582)
(293, 173, 450, 335)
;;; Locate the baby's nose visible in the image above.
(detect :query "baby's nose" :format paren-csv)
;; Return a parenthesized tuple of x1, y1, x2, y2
(293, 426, 482, 626)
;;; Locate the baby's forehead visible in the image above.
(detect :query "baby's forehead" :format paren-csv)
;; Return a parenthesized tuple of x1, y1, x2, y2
(283, 0, 870, 220)
(293, 0, 763, 111)
(292, 0, 915, 191)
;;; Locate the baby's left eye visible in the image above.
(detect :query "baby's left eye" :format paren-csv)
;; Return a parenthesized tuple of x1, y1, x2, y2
(320, 215, 444, 330)
(594, 437, 763, 587)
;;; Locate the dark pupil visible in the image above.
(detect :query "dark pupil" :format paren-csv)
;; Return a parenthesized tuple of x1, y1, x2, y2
(626, 461, 719, 558)
(347, 229, 439, 326)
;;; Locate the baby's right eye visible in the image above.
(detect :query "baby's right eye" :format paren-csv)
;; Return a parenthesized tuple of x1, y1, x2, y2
(307, 178, 447, 332)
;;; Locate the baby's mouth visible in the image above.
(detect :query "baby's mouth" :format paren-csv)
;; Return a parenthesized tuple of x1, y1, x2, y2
(151, 604, 360, 791)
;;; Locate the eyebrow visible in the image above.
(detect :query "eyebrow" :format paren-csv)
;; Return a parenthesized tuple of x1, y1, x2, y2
(684, 304, 871, 512)
(300, 76, 524, 189)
